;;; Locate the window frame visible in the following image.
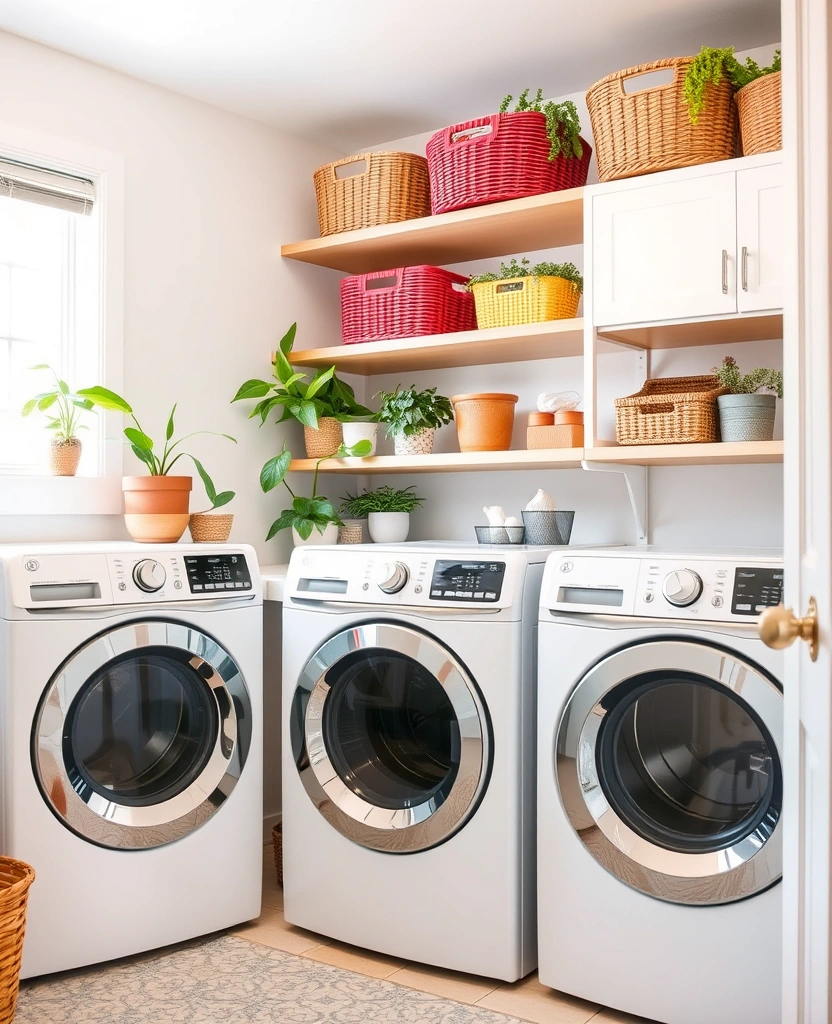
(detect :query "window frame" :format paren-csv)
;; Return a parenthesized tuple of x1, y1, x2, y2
(0, 121, 124, 516)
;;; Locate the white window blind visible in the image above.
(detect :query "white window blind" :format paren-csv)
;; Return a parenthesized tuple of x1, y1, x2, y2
(0, 159, 95, 216)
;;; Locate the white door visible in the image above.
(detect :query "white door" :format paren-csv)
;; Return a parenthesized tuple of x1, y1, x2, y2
(777, 0, 832, 1019)
(591, 171, 737, 326)
(737, 162, 784, 313)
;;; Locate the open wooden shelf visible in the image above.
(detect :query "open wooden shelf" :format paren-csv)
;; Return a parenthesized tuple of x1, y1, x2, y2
(281, 188, 584, 274)
(585, 440, 784, 466)
(287, 319, 599, 374)
(599, 313, 784, 350)
(290, 449, 585, 475)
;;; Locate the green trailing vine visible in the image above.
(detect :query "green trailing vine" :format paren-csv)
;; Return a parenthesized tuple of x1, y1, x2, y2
(713, 356, 783, 398)
(468, 257, 583, 294)
(684, 47, 782, 124)
(499, 89, 583, 160)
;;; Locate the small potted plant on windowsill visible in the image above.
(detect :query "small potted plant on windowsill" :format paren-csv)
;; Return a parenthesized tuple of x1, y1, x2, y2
(232, 322, 372, 459)
(713, 356, 783, 442)
(377, 386, 454, 456)
(340, 485, 425, 544)
(189, 463, 236, 542)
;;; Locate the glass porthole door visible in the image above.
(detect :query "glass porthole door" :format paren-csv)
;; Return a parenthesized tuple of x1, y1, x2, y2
(292, 622, 491, 853)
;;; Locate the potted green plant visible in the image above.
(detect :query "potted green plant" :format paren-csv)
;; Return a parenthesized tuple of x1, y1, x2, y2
(232, 322, 371, 459)
(713, 356, 783, 442)
(22, 365, 131, 477)
(498, 90, 585, 161)
(340, 485, 425, 544)
(189, 462, 236, 543)
(259, 438, 372, 546)
(377, 386, 453, 456)
(468, 257, 583, 329)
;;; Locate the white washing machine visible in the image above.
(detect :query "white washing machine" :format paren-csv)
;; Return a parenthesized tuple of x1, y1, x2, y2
(0, 542, 263, 978)
(537, 548, 784, 1024)
(282, 542, 549, 982)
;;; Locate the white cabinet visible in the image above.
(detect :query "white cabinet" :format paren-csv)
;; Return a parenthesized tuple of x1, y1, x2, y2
(591, 158, 783, 327)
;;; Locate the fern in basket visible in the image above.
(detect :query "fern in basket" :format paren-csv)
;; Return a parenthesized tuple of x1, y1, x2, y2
(498, 89, 583, 160)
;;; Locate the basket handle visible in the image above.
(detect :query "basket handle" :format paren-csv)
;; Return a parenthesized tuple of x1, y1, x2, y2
(619, 64, 679, 99)
(444, 115, 499, 151)
(363, 270, 402, 293)
(638, 402, 675, 415)
(332, 157, 369, 181)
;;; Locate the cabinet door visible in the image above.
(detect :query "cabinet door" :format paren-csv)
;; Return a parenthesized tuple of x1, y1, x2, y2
(736, 163, 783, 313)
(592, 172, 737, 326)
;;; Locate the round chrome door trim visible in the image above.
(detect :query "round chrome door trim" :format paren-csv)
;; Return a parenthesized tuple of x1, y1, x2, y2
(556, 638, 783, 905)
(33, 620, 252, 850)
(293, 622, 490, 854)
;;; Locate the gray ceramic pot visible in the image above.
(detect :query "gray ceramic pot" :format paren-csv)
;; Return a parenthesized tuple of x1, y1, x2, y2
(717, 393, 777, 442)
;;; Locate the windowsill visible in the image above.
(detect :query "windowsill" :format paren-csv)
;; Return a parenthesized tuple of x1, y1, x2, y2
(0, 475, 123, 516)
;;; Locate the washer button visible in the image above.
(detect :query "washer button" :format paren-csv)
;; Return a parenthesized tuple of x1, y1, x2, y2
(173, 580, 183, 590)
(643, 592, 654, 603)
(414, 584, 423, 594)
(118, 582, 127, 592)
(712, 595, 724, 608)
(25, 559, 39, 572)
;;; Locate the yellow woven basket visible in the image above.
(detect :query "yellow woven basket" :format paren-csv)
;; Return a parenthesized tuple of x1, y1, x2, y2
(471, 276, 580, 330)
(736, 72, 781, 156)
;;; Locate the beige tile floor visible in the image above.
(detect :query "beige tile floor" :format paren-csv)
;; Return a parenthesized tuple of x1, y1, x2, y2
(229, 846, 659, 1024)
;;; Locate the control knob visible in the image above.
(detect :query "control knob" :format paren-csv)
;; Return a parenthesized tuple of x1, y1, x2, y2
(662, 569, 703, 608)
(133, 559, 167, 593)
(374, 561, 409, 594)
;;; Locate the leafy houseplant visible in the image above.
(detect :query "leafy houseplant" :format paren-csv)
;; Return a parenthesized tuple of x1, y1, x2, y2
(684, 47, 781, 124)
(499, 90, 584, 160)
(340, 486, 425, 544)
(377, 386, 454, 456)
(22, 365, 131, 477)
(232, 322, 371, 458)
(713, 356, 783, 443)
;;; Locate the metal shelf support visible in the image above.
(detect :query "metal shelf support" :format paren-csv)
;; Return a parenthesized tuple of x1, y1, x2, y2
(581, 460, 648, 545)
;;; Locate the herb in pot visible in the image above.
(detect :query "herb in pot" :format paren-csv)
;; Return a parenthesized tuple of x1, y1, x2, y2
(684, 47, 781, 124)
(340, 485, 425, 517)
(713, 356, 783, 397)
(498, 90, 584, 160)
(468, 257, 583, 293)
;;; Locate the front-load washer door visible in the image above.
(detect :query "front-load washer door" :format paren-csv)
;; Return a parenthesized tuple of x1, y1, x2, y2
(555, 638, 782, 905)
(33, 619, 252, 850)
(292, 622, 491, 854)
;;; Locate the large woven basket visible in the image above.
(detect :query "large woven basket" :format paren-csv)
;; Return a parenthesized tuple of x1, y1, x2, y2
(586, 57, 738, 182)
(471, 275, 580, 330)
(736, 72, 782, 156)
(314, 152, 430, 237)
(0, 858, 35, 1024)
(615, 375, 728, 445)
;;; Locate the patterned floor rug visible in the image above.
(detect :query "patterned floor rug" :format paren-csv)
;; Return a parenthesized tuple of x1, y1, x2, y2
(16, 934, 524, 1024)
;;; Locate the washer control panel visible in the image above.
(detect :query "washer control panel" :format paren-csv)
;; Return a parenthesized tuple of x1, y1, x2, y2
(429, 560, 506, 603)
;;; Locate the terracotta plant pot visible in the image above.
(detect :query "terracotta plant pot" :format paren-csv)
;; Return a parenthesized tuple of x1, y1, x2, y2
(451, 393, 518, 452)
(304, 417, 343, 459)
(393, 427, 435, 456)
(189, 513, 234, 543)
(122, 476, 192, 544)
(49, 437, 82, 476)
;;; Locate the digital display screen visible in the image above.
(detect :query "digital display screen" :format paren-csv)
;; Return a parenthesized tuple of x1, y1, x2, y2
(30, 583, 101, 602)
(185, 554, 252, 593)
(732, 566, 783, 616)
(298, 578, 348, 594)
(557, 587, 624, 607)
(429, 560, 505, 602)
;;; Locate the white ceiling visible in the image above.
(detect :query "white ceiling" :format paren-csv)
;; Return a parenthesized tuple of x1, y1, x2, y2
(0, 0, 780, 152)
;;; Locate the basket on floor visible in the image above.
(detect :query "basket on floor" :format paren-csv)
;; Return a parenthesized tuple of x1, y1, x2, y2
(586, 57, 738, 182)
(736, 72, 782, 156)
(340, 265, 476, 344)
(471, 275, 580, 330)
(615, 375, 728, 445)
(313, 151, 431, 237)
(426, 112, 592, 215)
(271, 823, 283, 888)
(0, 857, 35, 1024)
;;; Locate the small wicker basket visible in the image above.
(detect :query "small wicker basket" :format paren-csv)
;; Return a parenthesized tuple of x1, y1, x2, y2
(314, 151, 431, 237)
(271, 823, 283, 887)
(189, 513, 233, 543)
(615, 375, 728, 445)
(304, 418, 343, 459)
(0, 858, 35, 1024)
(586, 56, 738, 182)
(471, 275, 580, 330)
(736, 72, 781, 156)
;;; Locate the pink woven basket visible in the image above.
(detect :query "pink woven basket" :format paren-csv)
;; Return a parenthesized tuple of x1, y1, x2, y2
(426, 112, 591, 215)
(340, 266, 476, 344)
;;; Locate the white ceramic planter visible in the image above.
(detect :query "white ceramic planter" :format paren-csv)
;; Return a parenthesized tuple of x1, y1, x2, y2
(292, 522, 339, 546)
(717, 393, 777, 442)
(393, 427, 435, 456)
(342, 421, 378, 456)
(368, 511, 410, 543)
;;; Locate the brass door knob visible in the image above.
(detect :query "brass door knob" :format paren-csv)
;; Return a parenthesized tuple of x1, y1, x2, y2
(758, 597, 819, 661)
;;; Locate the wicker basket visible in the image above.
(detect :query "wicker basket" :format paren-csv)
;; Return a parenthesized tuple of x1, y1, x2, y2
(471, 275, 580, 330)
(615, 375, 728, 445)
(586, 57, 738, 182)
(341, 266, 476, 344)
(271, 823, 283, 887)
(313, 151, 430, 237)
(0, 858, 35, 1024)
(304, 417, 343, 459)
(189, 513, 233, 543)
(736, 72, 782, 156)
(426, 112, 592, 215)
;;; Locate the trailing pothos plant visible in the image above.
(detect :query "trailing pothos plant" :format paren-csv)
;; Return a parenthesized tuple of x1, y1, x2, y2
(260, 438, 372, 540)
(684, 47, 782, 124)
(713, 356, 783, 398)
(376, 386, 454, 438)
(468, 257, 583, 293)
(22, 365, 131, 440)
(498, 89, 584, 160)
(231, 322, 371, 430)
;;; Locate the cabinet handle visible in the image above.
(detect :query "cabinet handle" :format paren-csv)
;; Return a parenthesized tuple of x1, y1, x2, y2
(742, 246, 749, 291)
(722, 249, 729, 294)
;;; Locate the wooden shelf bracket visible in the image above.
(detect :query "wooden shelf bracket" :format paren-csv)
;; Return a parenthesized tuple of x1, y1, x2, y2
(581, 459, 648, 546)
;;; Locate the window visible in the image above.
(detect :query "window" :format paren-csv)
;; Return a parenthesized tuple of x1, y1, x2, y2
(0, 159, 101, 476)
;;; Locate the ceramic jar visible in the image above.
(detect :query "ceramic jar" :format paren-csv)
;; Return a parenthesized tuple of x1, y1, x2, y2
(717, 394, 777, 442)
(368, 511, 410, 543)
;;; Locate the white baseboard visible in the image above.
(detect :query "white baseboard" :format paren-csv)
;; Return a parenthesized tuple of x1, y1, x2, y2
(263, 811, 282, 844)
